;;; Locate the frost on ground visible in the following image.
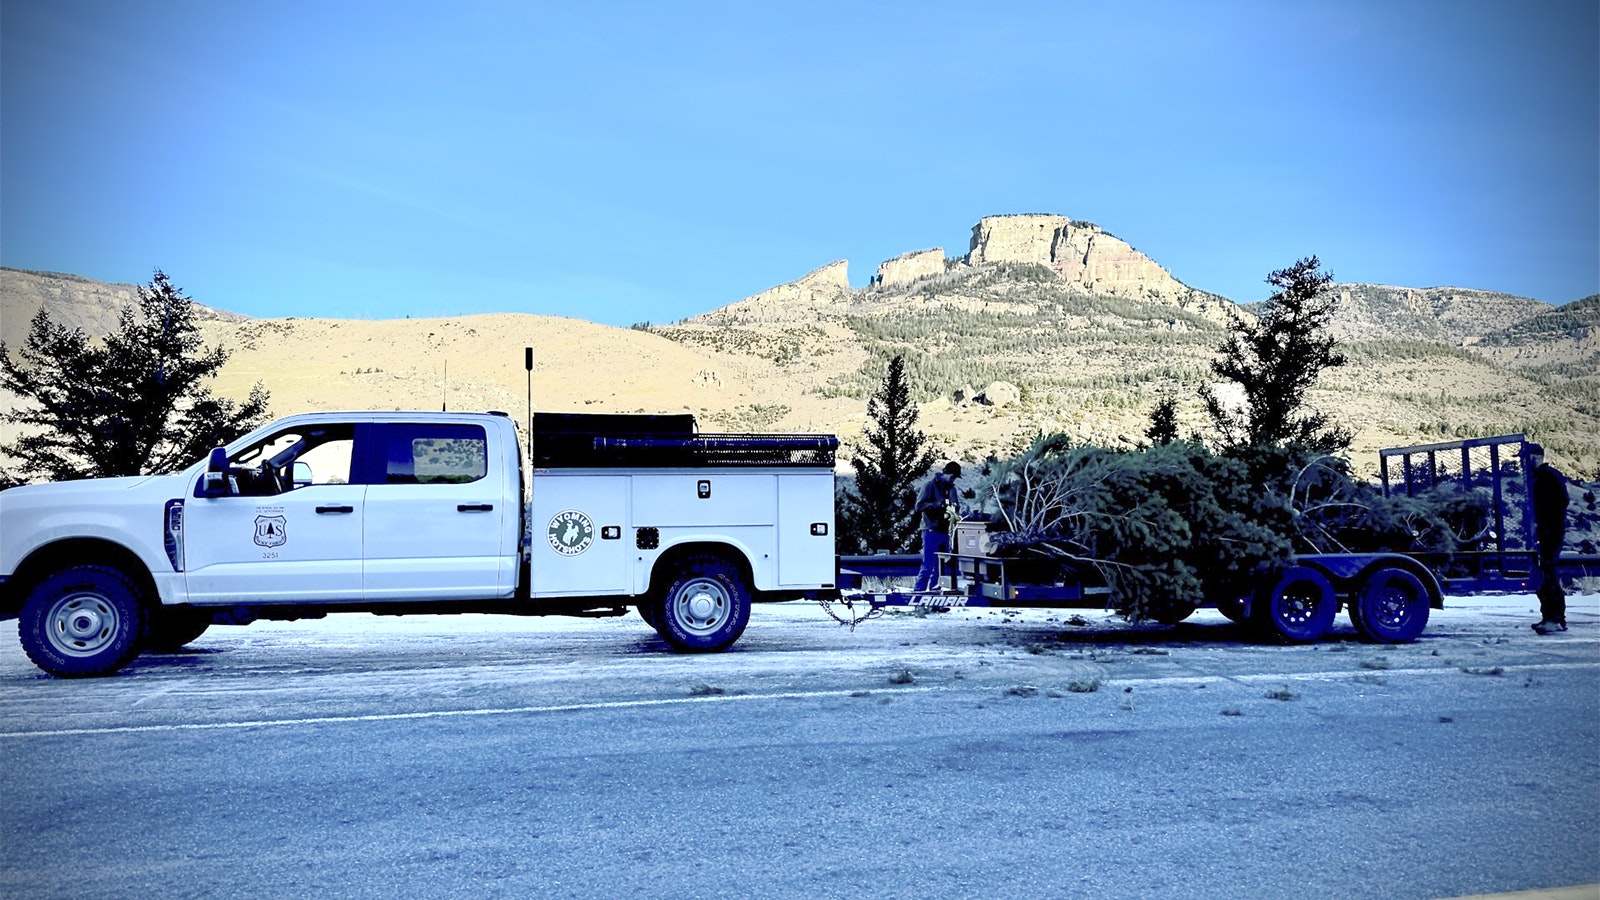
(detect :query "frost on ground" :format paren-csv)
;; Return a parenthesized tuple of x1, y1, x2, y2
(0, 591, 1593, 716)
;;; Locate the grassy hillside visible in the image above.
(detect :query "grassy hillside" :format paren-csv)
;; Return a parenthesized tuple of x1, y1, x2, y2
(4, 265, 1595, 479)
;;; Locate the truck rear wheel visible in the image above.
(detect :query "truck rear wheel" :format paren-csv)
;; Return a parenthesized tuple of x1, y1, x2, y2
(655, 555, 751, 653)
(1351, 567, 1429, 643)
(1254, 566, 1336, 643)
(19, 565, 149, 678)
(144, 608, 212, 653)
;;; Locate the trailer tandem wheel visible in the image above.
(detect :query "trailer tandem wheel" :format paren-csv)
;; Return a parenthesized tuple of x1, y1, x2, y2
(1350, 567, 1430, 644)
(1255, 566, 1337, 643)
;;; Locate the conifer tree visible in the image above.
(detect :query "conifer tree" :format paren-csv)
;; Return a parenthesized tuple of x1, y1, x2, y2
(839, 355, 934, 552)
(1146, 394, 1180, 446)
(1203, 255, 1351, 453)
(0, 270, 271, 482)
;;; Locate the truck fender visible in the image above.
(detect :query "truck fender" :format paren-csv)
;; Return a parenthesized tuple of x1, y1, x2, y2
(643, 540, 757, 597)
(4, 538, 165, 620)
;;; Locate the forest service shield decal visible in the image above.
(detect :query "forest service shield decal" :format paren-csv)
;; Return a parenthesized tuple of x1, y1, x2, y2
(254, 515, 287, 548)
(547, 509, 595, 557)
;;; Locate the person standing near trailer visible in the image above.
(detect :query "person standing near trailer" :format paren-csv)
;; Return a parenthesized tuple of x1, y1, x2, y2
(914, 462, 962, 592)
(1529, 446, 1570, 634)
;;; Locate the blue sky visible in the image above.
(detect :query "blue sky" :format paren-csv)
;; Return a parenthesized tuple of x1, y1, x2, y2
(3, 1, 1596, 327)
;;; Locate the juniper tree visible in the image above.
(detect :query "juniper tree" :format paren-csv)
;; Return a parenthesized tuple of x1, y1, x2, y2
(1146, 394, 1180, 446)
(1202, 256, 1351, 454)
(839, 355, 934, 553)
(0, 270, 270, 482)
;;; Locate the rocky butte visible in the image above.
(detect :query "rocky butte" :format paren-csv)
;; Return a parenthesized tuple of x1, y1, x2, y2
(701, 213, 1235, 325)
(966, 213, 1232, 322)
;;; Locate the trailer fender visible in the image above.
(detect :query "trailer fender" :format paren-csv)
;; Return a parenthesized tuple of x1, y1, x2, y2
(1354, 556, 1444, 610)
(1293, 553, 1444, 609)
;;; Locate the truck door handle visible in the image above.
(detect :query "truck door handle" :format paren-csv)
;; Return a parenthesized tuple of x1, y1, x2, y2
(457, 504, 494, 512)
(316, 505, 354, 514)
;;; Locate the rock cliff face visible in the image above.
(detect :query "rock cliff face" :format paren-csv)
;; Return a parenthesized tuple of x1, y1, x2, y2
(871, 248, 944, 289)
(968, 214, 1064, 268)
(968, 214, 1193, 302)
(1323, 284, 1551, 344)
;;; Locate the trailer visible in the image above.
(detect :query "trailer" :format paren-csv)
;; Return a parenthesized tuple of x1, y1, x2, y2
(1377, 433, 1600, 591)
(833, 435, 1597, 644)
(837, 540, 1442, 644)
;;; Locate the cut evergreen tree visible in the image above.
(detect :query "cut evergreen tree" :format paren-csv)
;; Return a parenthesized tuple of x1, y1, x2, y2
(0, 270, 270, 483)
(839, 355, 934, 553)
(977, 436, 1294, 623)
(1202, 256, 1351, 454)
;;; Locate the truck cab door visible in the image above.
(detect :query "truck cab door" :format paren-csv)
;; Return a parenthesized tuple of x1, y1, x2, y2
(183, 424, 365, 604)
(362, 422, 512, 601)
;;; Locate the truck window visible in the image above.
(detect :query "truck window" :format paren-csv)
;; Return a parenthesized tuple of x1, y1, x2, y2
(379, 424, 487, 485)
(296, 435, 354, 485)
(228, 425, 355, 494)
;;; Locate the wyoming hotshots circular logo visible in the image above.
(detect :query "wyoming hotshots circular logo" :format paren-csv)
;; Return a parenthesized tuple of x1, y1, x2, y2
(547, 509, 595, 557)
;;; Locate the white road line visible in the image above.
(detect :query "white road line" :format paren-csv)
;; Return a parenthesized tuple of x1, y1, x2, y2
(2, 661, 1596, 740)
(0, 686, 938, 739)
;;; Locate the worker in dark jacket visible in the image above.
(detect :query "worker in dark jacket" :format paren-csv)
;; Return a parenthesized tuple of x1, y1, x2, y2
(914, 462, 962, 592)
(1529, 447, 1569, 634)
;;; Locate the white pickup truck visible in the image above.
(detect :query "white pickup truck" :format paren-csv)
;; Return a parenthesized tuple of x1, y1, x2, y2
(0, 410, 839, 677)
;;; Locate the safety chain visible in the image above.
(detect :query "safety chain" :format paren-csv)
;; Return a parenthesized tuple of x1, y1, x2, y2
(817, 595, 886, 630)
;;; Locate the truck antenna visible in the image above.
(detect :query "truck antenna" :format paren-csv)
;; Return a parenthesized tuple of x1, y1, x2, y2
(524, 346, 534, 456)
(441, 359, 448, 412)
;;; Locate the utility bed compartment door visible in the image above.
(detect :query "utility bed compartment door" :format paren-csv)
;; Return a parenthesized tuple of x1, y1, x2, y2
(778, 472, 835, 586)
(530, 474, 631, 597)
(631, 473, 776, 526)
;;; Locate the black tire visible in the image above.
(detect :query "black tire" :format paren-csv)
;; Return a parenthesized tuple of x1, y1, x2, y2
(144, 608, 212, 653)
(1253, 566, 1336, 643)
(19, 566, 149, 678)
(654, 555, 752, 653)
(1351, 567, 1430, 644)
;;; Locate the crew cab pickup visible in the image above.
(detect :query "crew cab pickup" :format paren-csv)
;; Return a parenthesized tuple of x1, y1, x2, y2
(0, 410, 839, 677)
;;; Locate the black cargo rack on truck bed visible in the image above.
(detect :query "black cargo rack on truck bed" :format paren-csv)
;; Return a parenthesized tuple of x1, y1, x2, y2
(531, 412, 837, 468)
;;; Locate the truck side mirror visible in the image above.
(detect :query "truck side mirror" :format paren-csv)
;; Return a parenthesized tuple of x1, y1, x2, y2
(200, 447, 231, 498)
(292, 461, 312, 488)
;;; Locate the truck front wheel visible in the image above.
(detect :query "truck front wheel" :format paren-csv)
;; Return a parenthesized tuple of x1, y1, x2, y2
(19, 565, 149, 678)
(654, 555, 751, 653)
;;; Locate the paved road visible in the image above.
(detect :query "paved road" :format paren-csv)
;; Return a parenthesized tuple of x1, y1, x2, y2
(2, 595, 1596, 899)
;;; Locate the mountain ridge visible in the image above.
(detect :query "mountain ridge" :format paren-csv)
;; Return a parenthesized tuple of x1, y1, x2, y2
(3, 215, 1594, 478)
